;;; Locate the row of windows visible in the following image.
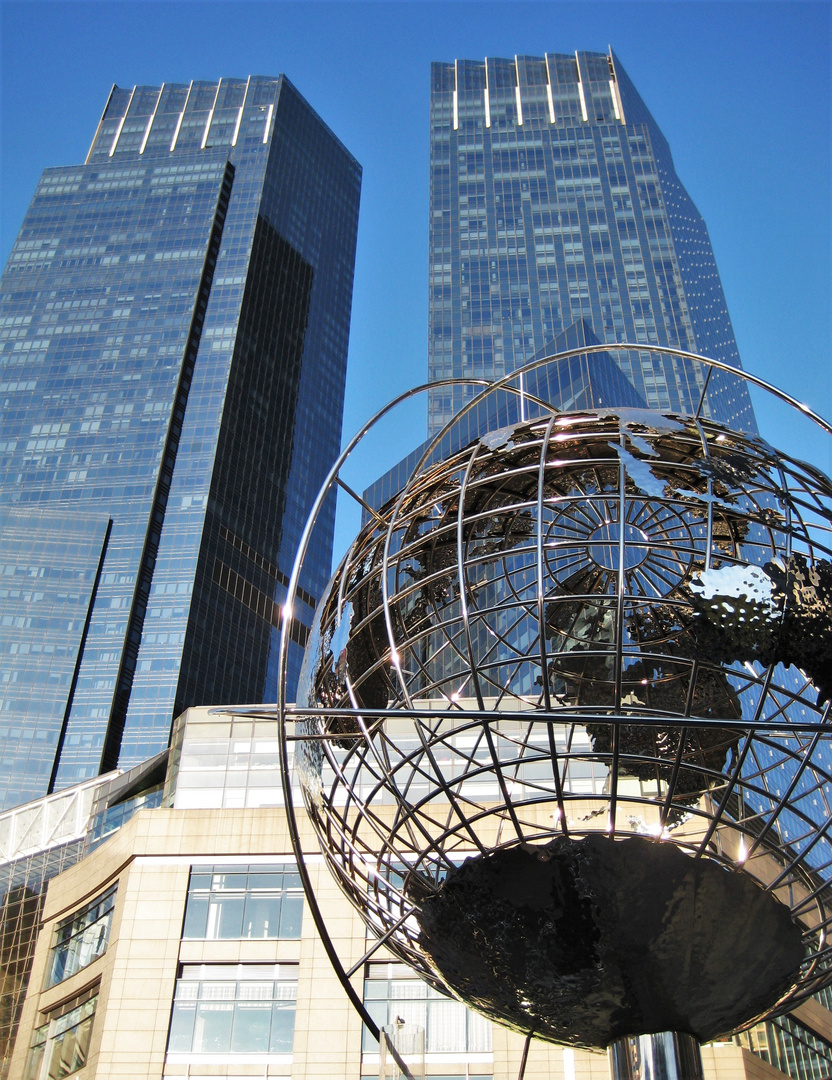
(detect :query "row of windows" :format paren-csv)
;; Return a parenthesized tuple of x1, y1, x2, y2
(25, 986, 97, 1080)
(29, 959, 832, 1079)
(168, 964, 297, 1055)
(737, 1016, 832, 1080)
(32, 862, 832, 1077)
(428, 73, 755, 427)
(43, 862, 303, 998)
(28, 865, 496, 1073)
(182, 863, 303, 940)
(47, 885, 115, 988)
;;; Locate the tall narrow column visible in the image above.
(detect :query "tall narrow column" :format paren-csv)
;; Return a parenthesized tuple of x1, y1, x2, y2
(609, 1032, 704, 1080)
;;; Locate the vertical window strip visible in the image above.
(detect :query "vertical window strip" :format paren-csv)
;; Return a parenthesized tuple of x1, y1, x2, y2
(452, 59, 459, 131)
(609, 80, 621, 121)
(263, 102, 274, 144)
(545, 53, 557, 123)
(231, 76, 251, 147)
(85, 85, 115, 164)
(514, 57, 523, 126)
(608, 52, 627, 124)
(170, 81, 193, 152)
(139, 84, 164, 155)
(575, 54, 589, 122)
(201, 79, 222, 150)
(483, 57, 491, 128)
(108, 86, 135, 157)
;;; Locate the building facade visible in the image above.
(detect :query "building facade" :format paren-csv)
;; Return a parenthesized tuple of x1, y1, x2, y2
(6, 707, 832, 1080)
(0, 77, 361, 809)
(0, 754, 167, 1074)
(426, 50, 756, 436)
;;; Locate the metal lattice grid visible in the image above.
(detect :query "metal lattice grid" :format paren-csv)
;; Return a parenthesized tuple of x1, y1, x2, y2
(270, 347, 832, 1050)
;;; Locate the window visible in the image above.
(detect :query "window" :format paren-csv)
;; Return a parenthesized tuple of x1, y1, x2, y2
(46, 886, 116, 987)
(25, 985, 98, 1080)
(737, 1016, 832, 1080)
(167, 964, 297, 1054)
(182, 864, 302, 939)
(363, 963, 491, 1054)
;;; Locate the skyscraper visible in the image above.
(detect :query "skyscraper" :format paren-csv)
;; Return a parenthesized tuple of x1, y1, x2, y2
(427, 50, 756, 435)
(0, 76, 361, 809)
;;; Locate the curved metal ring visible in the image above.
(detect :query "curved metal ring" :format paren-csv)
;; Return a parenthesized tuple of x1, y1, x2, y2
(274, 345, 832, 1052)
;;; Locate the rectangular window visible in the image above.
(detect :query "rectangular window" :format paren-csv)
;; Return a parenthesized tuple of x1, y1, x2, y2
(363, 963, 491, 1054)
(182, 864, 303, 940)
(46, 886, 116, 987)
(167, 964, 297, 1054)
(25, 985, 98, 1080)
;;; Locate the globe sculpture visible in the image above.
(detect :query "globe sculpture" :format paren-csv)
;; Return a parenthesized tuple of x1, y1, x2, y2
(275, 348, 832, 1080)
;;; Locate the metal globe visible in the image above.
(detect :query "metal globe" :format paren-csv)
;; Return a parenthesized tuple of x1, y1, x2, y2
(276, 361, 832, 1071)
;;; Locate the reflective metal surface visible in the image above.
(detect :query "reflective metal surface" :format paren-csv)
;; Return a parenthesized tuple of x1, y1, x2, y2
(273, 350, 832, 1051)
(609, 1032, 704, 1080)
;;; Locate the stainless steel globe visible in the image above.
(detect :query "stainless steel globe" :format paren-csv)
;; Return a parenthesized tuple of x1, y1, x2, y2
(273, 349, 832, 1077)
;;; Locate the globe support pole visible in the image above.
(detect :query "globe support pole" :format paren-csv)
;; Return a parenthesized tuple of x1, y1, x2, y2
(609, 1032, 705, 1080)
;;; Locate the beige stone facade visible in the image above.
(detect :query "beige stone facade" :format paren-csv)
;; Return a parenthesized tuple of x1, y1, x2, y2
(7, 708, 832, 1080)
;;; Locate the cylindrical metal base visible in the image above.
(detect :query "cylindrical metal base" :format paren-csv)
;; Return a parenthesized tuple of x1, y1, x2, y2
(608, 1032, 704, 1080)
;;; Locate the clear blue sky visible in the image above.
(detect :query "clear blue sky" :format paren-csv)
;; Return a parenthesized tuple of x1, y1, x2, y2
(1, 0, 830, 565)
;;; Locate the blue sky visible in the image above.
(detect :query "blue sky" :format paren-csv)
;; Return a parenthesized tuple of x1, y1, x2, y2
(1, 0, 830, 563)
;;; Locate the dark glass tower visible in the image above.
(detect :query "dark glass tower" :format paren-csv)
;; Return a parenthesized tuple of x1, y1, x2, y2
(0, 76, 361, 808)
(427, 50, 756, 435)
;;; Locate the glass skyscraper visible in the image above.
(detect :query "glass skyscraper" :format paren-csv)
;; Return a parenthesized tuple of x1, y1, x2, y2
(357, 55, 830, 1080)
(427, 49, 756, 436)
(0, 76, 361, 809)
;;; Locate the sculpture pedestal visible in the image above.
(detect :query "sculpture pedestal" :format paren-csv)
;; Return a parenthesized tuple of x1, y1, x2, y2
(609, 1032, 704, 1080)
